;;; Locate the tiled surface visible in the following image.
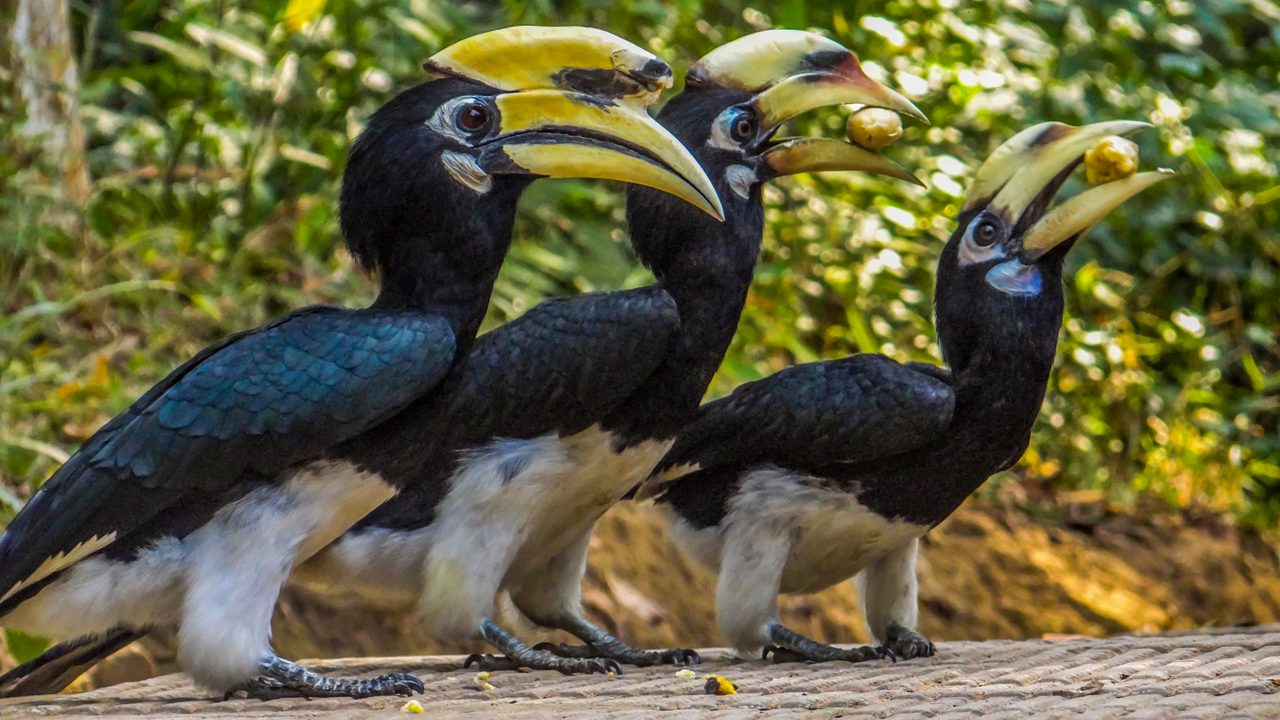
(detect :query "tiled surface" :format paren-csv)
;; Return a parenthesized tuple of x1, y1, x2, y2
(3, 627, 1277, 719)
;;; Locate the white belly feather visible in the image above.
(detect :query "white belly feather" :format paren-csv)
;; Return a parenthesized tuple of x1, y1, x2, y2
(664, 466, 927, 595)
(5, 459, 395, 690)
(299, 425, 670, 641)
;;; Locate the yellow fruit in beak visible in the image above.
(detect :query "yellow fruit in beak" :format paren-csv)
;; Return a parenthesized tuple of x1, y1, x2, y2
(846, 107, 904, 151)
(1084, 136, 1140, 184)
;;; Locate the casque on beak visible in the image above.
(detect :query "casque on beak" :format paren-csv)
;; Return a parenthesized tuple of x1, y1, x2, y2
(687, 29, 926, 185)
(425, 25, 673, 104)
(966, 120, 1173, 262)
(424, 26, 724, 220)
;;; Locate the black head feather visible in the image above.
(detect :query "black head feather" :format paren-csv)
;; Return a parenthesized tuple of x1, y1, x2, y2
(934, 205, 1069, 381)
(624, 86, 765, 284)
(339, 78, 532, 329)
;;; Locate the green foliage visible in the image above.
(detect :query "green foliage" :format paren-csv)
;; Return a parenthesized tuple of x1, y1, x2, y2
(1, 0, 1277, 526)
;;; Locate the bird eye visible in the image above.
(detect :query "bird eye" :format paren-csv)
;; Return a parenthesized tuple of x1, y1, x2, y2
(972, 219, 1000, 247)
(728, 109, 757, 143)
(454, 100, 492, 136)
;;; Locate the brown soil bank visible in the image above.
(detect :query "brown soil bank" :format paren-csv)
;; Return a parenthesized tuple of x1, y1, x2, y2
(8, 499, 1280, 691)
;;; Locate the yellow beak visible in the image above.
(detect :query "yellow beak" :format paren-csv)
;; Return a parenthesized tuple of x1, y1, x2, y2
(689, 29, 926, 183)
(762, 138, 922, 185)
(422, 26, 723, 220)
(1021, 170, 1173, 259)
(424, 26, 672, 104)
(964, 120, 1151, 217)
(749, 65, 926, 130)
(485, 90, 724, 220)
(968, 120, 1172, 259)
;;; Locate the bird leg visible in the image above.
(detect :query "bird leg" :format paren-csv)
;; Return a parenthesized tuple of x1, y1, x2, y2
(532, 615, 700, 666)
(857, 539, 935, 660)
(232, 656, 425, 700)
(760, 622, 895, 664)
(463, 619, 621, 675)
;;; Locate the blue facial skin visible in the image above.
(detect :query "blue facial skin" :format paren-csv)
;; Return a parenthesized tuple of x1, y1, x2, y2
(986, 258, 1043, 297)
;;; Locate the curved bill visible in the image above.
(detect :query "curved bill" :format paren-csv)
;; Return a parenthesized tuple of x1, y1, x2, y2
(688, 29, 926, 127)
(687, 29, 847, 90)
(1021, 170, 1174, 260)
(686, 29, 927, 183)
(966, 120, 1152, 216)
(763, 137, 923, 185)
(482, 90, 724, 221)
(750, 71, 926, 130)
(424, 26, 672, 104)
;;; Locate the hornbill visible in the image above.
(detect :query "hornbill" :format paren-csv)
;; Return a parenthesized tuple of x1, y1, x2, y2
(0, 26, 723, 699)
(643, 121, 1172, 664)
(294, 29, 925, 674)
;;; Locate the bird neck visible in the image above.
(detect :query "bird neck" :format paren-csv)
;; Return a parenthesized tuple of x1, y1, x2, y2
(606, 191, 763, 443)
(914, 288, 1064, 516)
(948, 343, 1056, 464)
(364, 187, 523, 346)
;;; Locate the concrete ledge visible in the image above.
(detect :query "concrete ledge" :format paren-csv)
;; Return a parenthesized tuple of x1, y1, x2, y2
(3, 626, 1278, 718)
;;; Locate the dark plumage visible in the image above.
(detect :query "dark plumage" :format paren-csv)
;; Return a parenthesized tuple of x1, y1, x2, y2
(297, 30, 925, 675)
(0, 27, 718, 698)
(0, 79, 512, 701)
(343, 286, 681, 532)
(647, 121, 1170, 666)
(296, 84, 764, 676)
(0, 308, 454, 591)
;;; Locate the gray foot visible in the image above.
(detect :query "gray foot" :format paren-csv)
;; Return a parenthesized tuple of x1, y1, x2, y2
(530, 615, 698, 667)
(230, 656, 424, 700)
(466, 619, 621, 675)
(762, 622, 895, 665)
(886, 622, 935, 660)
(533, 641, 699, 667)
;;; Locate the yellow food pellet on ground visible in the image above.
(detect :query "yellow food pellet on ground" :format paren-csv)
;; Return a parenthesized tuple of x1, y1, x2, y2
(1084, 136, 1139, 184)
(675, 668, 698, 680)
(401, 699, 425, 713)
(481, 682, 495, 691)
(474, 671, 491, 682)
(846, 107, 903, 151)
(704, 675, 737, 695)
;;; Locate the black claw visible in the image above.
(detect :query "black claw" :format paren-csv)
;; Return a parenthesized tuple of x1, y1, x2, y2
(393, 673, 426, 695)
(603, 659, 622, 675)
(661, 648, 700, 666)
(885, 624, 936, 660)
(877, 646, 897, 663)
(762, 645, 804, 664)
(462, 654, 482, 669)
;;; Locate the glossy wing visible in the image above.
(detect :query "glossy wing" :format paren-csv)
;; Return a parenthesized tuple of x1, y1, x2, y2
(438, 286, 680, 442)
(0, 306, 455, 606)
(650, 354, 955, 487)
(346, 287, 679, 532)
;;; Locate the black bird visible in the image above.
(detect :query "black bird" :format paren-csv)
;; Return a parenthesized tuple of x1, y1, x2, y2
(0, 26, 723, 699)
(643, 121, 1171, 664)
(294, 30, 925, 674)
